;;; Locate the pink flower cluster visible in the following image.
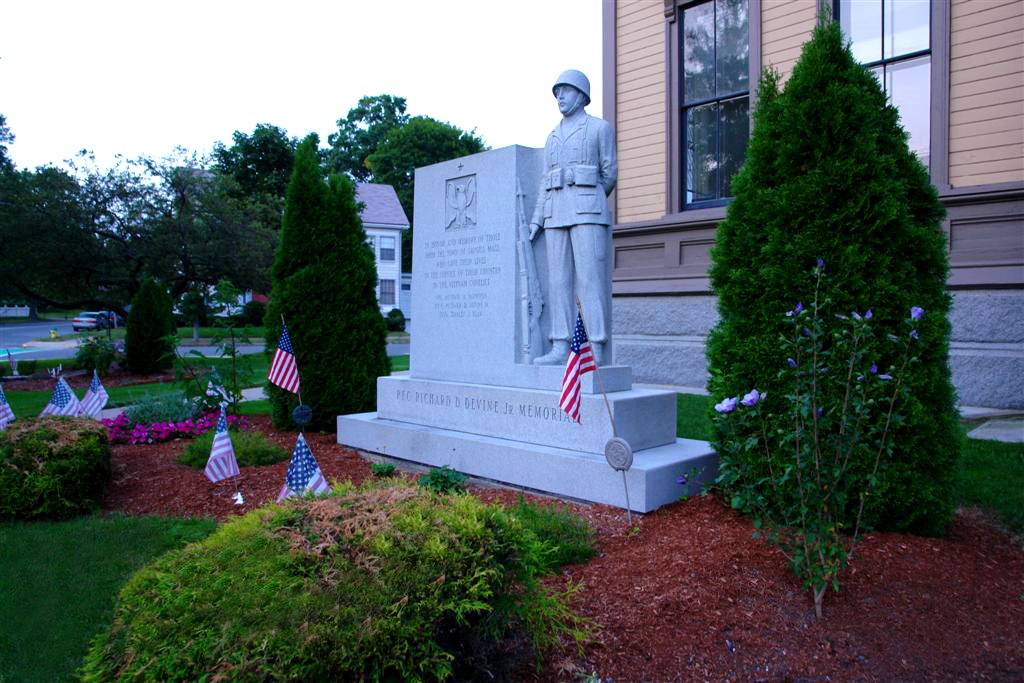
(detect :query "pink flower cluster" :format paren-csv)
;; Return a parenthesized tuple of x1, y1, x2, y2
(102, 411, 250, 445)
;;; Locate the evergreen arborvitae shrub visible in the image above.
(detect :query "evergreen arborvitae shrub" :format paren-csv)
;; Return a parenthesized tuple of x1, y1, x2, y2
(125, 277, 176, 374)
(0, 417, 110, 520)
(706, 21, 959, 535)
(265, 135, 389, 430)
(81, 481, 587, 681)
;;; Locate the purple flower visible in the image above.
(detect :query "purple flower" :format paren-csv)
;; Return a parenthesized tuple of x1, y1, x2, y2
(787, 357, 797, 369)
(816, 406, 825, 418)
(714, 396, 738, 414)
(852, 311, 862, 321)
(865, 310, 873, 320)
(819, 367, 828, 374)
(676, 474, 688, 486)
(910, 306, 924, 321)
(802, 327, 812, 337)
(870, 363, 878, 375)
(816, 258, 824, 270)
(741, 389, 761, 407)
(878, 373, 893, 381)
(795, 302, 803, 314)
(909, 329, 919, 340)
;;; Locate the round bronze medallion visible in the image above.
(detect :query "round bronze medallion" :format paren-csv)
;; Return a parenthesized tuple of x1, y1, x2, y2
(604, 437, 633, 471)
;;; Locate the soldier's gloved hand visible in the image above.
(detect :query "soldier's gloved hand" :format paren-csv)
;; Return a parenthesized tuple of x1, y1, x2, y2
(529, 223, 542, 241)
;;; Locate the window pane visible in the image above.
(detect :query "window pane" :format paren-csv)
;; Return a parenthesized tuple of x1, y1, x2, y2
(686, 103, 717, 203)
(720, 97, 749, 197)
(887, 56, 931, 167)
(380, 280, 395, 306)
(841, 0, 882, 63)
(716, 0, 748, 96)
(886, 0, 929, 59)
(683, 1, 715, 103)
(380, 236, 395, 262)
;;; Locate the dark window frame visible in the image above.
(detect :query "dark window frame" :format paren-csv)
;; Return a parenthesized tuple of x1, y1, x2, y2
(664, 0, 761, 218)
(679, 0, 751, 209)
(834, 0, 934, 172)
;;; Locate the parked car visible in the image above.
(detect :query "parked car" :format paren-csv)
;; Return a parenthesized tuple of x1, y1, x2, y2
(71, 311, 108, 331)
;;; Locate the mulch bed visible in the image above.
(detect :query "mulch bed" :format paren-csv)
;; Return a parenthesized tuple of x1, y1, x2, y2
(3, 367, 177, 392)
(100, 415, 1024, 681)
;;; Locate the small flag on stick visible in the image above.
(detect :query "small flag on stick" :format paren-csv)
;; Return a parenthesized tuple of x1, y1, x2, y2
(277, 433, 330, 502)
(0, 383, 15, 430)
(206, 367, 229, 403)
(559, 313, 596, 423)
(78, 370, 109, 418)
(40, 377, 81, 417)
(268, 320, 301, 394)
(204, 405, 240, 483)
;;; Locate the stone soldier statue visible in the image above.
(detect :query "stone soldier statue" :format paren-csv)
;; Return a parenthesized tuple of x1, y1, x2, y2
(529, 69, 617, 365)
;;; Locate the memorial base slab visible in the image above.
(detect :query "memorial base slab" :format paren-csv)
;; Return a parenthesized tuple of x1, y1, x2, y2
(337, 412, 717, 512)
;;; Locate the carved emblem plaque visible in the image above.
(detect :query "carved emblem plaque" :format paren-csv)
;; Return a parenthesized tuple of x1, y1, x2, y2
(445, 174, 477, 230)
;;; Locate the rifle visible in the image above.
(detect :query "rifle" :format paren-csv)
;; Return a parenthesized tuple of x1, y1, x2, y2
(515, 178, 545, 363)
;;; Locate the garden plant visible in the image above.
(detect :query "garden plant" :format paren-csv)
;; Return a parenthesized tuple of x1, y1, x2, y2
(265, 135, 389, 430)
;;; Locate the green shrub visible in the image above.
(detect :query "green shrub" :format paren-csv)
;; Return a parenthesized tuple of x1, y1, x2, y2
(705, 22, 959, 536)
(123, 391, 196, 425)
(81, 482, 586, 681)
(371, 462, 397, 478)
(125, 277, 176, 374)
(0, 417, 110, 520)
(12, 359, 38, 376)
(178, 428, 288, 469)
(265, 136, 389, 430)
(386, 307, 406, 332)
(510, 496, 597, 570)
(74, 336, 118, 375)
(419, 466, 467, 494)
(241, 299, 266, 326)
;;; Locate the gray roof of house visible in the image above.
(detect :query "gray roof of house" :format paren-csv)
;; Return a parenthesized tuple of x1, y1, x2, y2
(356, 183, 409, 228)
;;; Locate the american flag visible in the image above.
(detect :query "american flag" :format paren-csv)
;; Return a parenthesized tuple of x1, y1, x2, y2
(40, 377, 81, 417)
(0, 383, 15, 430)
(78, 370, 109, 419)
(204, 405, 240, 483)
(559, 313, 596, 422)
(277, 433, 330, 502)
(268, 321, 300, 394)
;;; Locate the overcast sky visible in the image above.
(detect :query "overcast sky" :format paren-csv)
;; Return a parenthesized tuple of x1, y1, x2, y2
(2, 0, 605, 171)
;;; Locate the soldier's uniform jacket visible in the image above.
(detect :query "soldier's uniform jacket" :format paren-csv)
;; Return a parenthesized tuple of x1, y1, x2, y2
(531, 110, 617, 228)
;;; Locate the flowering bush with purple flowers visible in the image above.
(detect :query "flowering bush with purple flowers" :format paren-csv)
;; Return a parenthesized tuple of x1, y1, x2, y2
(713, 261, 926, 618)
(102, 410, 250, 445)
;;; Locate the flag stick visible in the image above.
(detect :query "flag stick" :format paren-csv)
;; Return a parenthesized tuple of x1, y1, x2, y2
(575, 297, 617, 437)
(575, 297, 632, 525)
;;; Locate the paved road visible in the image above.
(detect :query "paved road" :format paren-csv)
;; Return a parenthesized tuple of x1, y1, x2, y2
(0, 320, 74, 348)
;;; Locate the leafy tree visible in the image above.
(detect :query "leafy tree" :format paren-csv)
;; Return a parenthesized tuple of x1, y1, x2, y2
(326, 95, 409, 180)
(265, 135, 389, 430)
(0, 114, 14, 173)
(367, 116, 485, 269)
(211, 123, 297, 208)
(706, 21, 959, 535)
(125, 277, 176, 374)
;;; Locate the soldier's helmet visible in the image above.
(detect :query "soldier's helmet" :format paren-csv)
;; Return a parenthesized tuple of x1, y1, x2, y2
(552, 70, 591, 106)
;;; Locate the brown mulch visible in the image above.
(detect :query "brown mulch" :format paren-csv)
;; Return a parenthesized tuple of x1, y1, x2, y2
(3, 367, 177, 392)
(100, 415, 1024, 682)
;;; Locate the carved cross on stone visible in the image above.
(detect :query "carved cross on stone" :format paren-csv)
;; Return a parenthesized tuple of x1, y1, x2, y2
(457, 163, 464, 171)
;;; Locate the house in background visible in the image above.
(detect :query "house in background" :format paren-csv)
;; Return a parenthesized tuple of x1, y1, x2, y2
(356, 183, 410, 319)
(604, 0, 1023, 408)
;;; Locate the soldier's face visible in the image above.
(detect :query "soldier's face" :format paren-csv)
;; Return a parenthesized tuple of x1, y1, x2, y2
(555, 85, 584, 115)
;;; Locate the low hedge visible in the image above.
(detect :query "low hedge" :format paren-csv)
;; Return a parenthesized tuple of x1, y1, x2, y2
(82, 481, 587, 681)
(0, 417, 111, 520)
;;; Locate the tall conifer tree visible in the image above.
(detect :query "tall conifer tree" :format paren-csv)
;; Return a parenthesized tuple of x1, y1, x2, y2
(706, 22, 959, 534)
(265, 135, 388, 430)
(124, 277, 175, 374)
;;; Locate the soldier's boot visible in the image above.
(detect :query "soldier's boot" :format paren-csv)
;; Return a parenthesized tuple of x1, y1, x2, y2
(534, 340, 570, 365)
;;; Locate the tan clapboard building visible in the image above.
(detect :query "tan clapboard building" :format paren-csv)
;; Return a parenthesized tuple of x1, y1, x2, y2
(604, 0, 1023, 409)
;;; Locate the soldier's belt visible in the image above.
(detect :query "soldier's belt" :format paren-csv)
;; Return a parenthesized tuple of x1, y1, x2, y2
(545, 165, 599, 189)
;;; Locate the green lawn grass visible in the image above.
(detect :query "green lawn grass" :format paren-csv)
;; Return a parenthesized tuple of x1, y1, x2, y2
(0, 515, 217, 682)
(390, 354, 409, 373)
(959, 428, 1024, 533)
